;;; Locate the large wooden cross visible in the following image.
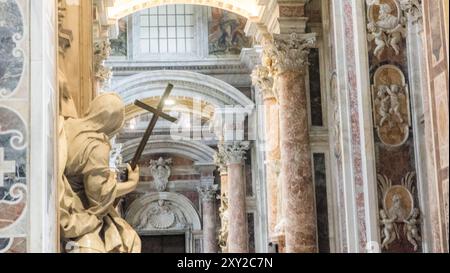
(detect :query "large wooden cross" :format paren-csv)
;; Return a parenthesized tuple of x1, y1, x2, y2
(129, 83, 178, 170)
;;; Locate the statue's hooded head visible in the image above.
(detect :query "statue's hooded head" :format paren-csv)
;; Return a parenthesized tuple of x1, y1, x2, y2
(82, 93, 125, 138)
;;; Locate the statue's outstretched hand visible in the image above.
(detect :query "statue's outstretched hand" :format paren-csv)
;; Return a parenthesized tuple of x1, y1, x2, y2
(127, 164, 140, 186)
(117, 164, 140, 197)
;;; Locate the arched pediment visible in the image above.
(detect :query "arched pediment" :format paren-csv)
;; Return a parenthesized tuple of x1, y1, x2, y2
(125, 192, 202, 232)
(108, 0, 261, 20)
(111, 70, 255, 111)
(121, 135, 215, 163)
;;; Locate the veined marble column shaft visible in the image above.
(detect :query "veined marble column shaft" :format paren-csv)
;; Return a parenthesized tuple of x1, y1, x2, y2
(264, 33, 318, 253)
(218, 142, 250, 253)
(214, 152, 229, 253)
(252, 66, 280, 241)
(198, 185, 219, 253)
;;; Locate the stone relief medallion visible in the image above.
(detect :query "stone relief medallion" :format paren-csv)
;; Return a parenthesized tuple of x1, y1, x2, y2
(378, 172, 422, 251)
(0, 0, 25, 97)
(366, 0, 406, 59)
(371, 65, 411, 147)
(383, 185, 414, 221)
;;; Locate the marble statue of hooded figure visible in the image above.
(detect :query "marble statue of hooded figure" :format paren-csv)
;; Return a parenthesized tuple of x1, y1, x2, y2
(58, 93, 141, 253)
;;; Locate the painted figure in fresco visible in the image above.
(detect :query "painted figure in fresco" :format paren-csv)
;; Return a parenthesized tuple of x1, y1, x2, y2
(59, 93, 141, 253)
(208, 8, 250, 55)
(389, 194, 408, 221)
(404, 208, 421, 251)
(380, 210, 397, 250)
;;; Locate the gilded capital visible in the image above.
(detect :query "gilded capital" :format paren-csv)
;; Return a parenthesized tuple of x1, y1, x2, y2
(217, 141, 250, 165)
(263, 33, 316, 75)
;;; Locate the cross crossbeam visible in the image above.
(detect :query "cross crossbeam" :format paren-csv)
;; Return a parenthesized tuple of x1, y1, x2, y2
(129, 83, 178, 170)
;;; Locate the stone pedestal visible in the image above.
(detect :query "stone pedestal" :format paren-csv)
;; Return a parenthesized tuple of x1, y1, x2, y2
(198, 185, 219, 253)
(218, 142, 250, 253)
(264, 33, 318, 253)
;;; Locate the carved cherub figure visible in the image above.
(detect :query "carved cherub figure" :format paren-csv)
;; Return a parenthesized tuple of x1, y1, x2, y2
(376, 85, 391, 127)
(404, 208, 421, 251)
(367, 3, 405, 58)
(387, 84, 404, 125)
(380, 209, 397, 250)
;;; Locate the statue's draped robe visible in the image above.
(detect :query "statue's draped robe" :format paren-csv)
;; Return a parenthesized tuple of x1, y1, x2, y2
(58, 93, 141, 253)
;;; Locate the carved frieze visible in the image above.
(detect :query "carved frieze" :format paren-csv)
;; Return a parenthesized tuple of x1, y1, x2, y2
(371, 65, 411, 147)
(366, 0, 406, 59)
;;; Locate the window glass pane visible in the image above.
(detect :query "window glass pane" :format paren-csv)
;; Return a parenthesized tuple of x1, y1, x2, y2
(167, 15, 176, 26)
(140, 15, 149, 26)
(167, 5, 176, 14)
(149, 15, 158, 26)
(176, 15, 185, 26)
(149, 27, 158, 38)
(140, 27, 150, 38)
(140, 39, 149, 53)
(168, 39, 177, 53)
(159, 27, 167, 38)
(185, 15, 194, 26)
(149, 8, 157, 15)
(158, 15, 167, 26)
(185, 5, 193, 13)
(150, 39, 159, 53)
(168, 27, 176, 38)
(159, 39, 168, 53)
(177, 38, 185, 52)
(141, 9, 150, 16)
(186, 38, 194, 52)
(158, 5, 167, 14)
(177, 27, 185, 38)
(186, 26, 194, 38)
(175, 4, 184, 13)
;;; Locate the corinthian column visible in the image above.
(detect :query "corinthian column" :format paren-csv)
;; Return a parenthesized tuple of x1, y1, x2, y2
(218, 141, 250, 253)
(251, 66, 280, 243)
(198, 185, 219, 253)
(263, 33, 318, 253)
